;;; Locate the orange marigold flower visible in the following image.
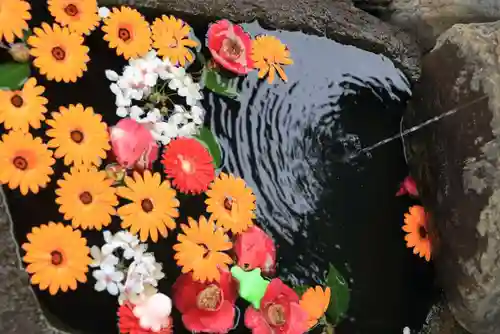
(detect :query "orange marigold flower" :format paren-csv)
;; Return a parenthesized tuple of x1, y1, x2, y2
(403, 205, 431, 262)
(299, 286, 331, 329)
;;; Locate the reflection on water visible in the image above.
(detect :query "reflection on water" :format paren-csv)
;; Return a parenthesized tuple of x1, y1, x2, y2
(3, 7, 435, 334)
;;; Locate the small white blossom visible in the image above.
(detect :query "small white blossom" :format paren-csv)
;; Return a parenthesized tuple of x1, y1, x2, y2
(98, 6, 110, 18)
(403, 327, 411, 334)
(178, 77, 203, 106)
(105, 70, 119, 81)
(116, 107, 129, 117)
(93, 265, 124, 295)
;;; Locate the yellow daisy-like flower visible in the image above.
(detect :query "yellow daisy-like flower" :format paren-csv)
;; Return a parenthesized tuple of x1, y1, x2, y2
(205, 172, 256, 234)
(28, 23, 90, 83)
(117, 171, 180, 242)
(0, 77, 48, 133)
(56, 168, 118, 230)
(46, 104, 110, 168)
(174, 216, 233, 282)
(0, 0, 31, 43)
(102, 6, 151, 60)
(300, 286, 331, 329)
(22, 222, 91, 295)
(251, 35, 293, 84)
(151, 15, 198, 66)
(48, 0, 100, 35)
(0, 131, 54, 195)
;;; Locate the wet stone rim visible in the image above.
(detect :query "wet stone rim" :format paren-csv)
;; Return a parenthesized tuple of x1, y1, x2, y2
(0, 0, 420, 333)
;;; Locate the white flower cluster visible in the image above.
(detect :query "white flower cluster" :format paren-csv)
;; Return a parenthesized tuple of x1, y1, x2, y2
(106, 50, 205, 145)
(90, 230, 165, 305)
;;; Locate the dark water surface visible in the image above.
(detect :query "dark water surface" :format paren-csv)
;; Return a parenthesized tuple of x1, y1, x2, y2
(2, 3, 436, 334)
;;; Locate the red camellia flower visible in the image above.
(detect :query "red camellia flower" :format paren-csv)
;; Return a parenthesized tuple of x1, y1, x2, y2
(161, 137, 215, 194)
(244, 279, 309, 334)
(235, 226, 276, 276)
(118, 303, 173, 334)
(396, 175, 419, 197)
(207, 20, 254, 75)
(173, 269, 238, 333)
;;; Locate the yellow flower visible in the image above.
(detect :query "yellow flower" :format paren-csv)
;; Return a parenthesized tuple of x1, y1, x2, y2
(48, 0, 100, 35)
(102, 6, 151, 59)
(0, 78, 48, 133)
(251, 35, 293, 84)
(0, 131, 54, 195)
(300, 286, 331, 328)
(174, 216, 233, 282)
(205, 172, 256, 234)
(151, 15, 198, 66)
(46, 104, 110, 168)
(28, 23, 90, 82)
(0, 0, 31, 43)
(23, 222, 91, 295)
(117, 171, 180, 242)
(403, 205, 431, 262)
(56, 168, 118, 230)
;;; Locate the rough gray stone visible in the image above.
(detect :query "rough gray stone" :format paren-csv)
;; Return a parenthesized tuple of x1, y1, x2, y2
(100, 0, 421, 81)
(388, 0, 500, 51)
(405, 20, 500, 334)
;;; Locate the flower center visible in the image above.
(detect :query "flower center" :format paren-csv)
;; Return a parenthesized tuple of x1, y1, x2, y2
(13, 156, 28, 170)
(64, 3, 79, 16)
(222, 38, 243, 60)
(118, 28, 132, 42)
(419, 226, 428, 239)
(10, 94, 23, 107)
(79, 191, 93, 205)
(70, 130, 84, 144)
(51, 46, 66, 61)
(196, 285, 222, 311)
(50, 250, 63, 266)
(266, 303, 286, 326)
(224, 197, 233, 211)
(168, 37, 179, 48)
(178, 155, 194, 174)
(141, 199, 154, 213)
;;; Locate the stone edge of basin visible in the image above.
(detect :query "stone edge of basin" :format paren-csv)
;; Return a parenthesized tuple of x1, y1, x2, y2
(0, 0, 421, 333)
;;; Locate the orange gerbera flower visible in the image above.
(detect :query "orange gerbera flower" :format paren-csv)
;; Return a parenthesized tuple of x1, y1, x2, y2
(0, 0, 31, 43)
(48, 0, 100, 35)
(205, 173, 256, 234)
(0, 77, 48, 133)
(174, 216, 233, 282)
(299, 286, 331, 329)
(403, 205, 431, 262)
(251, 35, 293, 84)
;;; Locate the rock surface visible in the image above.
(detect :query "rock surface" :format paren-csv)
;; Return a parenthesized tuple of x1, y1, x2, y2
(405, 21, 500, 334)
(388, 0, 500, 51)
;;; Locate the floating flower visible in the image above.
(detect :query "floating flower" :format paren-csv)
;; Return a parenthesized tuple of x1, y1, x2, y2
(28, 23, 90, 82)
(173, 269, 238, 333)
(48, 0, 100, 35)
(133, 293, 173, 332)
(46, 104, 110, 168)
(251, 35, 293, 84)
(118, 302, 173, 334)
(55, 168, 118, 230)
(207, 20, 253, 75)
(174, 216, 233, 282)
(93, 264, 124, 295)
(117, 171, 179, 242)
(0, 77, 48, 133)
(102, 6, 151, 59)
(0, 131, 54, 195)
(403, 205, 431, 261)
(110, 118, 159, 170)
(396, 175, 419, 197)
(22, 222, 91, 295)
(245, 278, 309, 334)
(161, 138, 215, 194)
(151, 15, 198, 66)
(299, 286, 331, 329)
(206, 172, 256, 234)
(234, 226, 276, 275)
(0, 0, 31, 43)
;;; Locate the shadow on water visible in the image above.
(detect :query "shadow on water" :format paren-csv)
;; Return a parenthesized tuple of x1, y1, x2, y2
(2, 3, 436, 334)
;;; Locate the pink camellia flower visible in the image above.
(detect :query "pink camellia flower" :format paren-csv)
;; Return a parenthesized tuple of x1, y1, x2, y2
(110, 118, 159, 170)
(396, 175, 419, 197)
(207, 20, 254, 75)
(172, 269, 238, 333)
(234, 226, 276, 276)
(244, 278, 309, 334)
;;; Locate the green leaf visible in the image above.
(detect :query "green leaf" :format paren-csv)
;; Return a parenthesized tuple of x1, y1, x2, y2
(0, 62, 30, 90)
(325, 263, 350, 325)
(294, 285, 310, 297)
(194, 127, 222, 168)
(202, 66, 239, 99)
